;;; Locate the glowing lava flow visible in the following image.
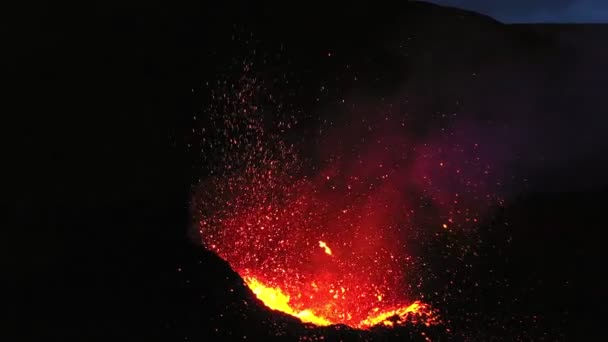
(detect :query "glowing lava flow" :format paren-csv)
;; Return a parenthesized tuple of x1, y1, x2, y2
(244, 275, 435, 329)
(244, 276, 333, 326)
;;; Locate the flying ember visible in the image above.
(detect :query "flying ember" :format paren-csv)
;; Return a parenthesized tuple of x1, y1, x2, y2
(318, 241, 333, 256)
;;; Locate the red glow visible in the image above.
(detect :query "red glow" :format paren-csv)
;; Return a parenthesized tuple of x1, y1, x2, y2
(198, 162, 439, 327)
(195, 74, 499, 329)
(196, 138, 441, 328)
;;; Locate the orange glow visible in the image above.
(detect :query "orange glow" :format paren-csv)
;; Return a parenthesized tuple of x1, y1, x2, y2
(318, 241, 333, 255)
(243, 275, 435, 329)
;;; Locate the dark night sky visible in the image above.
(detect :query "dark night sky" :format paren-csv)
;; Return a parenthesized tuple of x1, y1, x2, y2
(430, 0, 608, 22)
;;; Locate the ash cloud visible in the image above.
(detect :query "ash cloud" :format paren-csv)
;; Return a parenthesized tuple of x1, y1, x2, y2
(306, 21, 608, 196)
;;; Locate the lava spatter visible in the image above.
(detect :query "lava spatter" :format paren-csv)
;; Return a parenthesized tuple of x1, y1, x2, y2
(194, 64, 499, 329)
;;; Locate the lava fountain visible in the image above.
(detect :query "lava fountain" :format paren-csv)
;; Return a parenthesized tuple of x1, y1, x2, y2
(197, 163, 438, 328)
(194, 72, 497, 329)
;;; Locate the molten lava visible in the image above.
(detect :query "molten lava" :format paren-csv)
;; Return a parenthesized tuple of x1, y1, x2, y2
(244, 276, 333, 326)
(244, 275, 434, 328)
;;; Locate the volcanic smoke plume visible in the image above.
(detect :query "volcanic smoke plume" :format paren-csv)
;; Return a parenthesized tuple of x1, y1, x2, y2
(193, 66, 502, 329)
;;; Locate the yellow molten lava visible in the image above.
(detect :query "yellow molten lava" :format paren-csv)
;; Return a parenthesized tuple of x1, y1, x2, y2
(244, 276, 433, 329)
(318, 240, 333, 255)
(244, 276, 332, 326)
(359, 302, 427, 327)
